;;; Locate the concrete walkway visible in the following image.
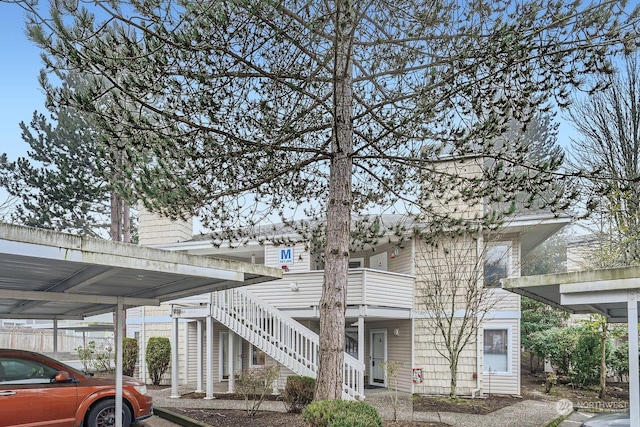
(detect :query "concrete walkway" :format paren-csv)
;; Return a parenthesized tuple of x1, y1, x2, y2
(147, 387, 565, 427)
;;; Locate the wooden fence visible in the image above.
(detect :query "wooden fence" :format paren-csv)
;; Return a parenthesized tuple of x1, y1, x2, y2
(0, 328, 110, 355)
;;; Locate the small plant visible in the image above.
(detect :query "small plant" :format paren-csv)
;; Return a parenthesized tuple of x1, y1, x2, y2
(302, 400, 383, 427)
(381, 360, 403, 421)
(545, 371, 557, 394)
(122, 337, 138, 377)
(236, 365, 280, 416)
(76, 341, 97, 372)
(76, 341, 114, 373)
(283, 375, 316, 413)
(146, 337, 171, 385)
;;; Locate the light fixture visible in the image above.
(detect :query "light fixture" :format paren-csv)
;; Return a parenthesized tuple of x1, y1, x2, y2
(393, 328, 399, 336)
(390, 246, 400, 259)
(289, 282, 299, 292)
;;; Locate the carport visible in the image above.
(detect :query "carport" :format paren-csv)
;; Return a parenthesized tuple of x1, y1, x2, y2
(503, 266, 640, 427)
(0, 223, 281, 426)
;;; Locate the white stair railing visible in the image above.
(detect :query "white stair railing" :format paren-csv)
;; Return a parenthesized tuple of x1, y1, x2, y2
(211, 288, 365, 400)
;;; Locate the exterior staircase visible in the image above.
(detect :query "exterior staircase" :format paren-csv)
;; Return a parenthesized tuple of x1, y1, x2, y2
(210, 288, 365, 400)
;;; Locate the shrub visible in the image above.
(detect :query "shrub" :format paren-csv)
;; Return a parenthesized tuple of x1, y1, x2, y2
(122, 338, 138, 377)
(570, 326, 608, 389)
(76, 341, 114, 373)
(302, 400, 383, 427)
(76, 341, 97, 372)
(146, 337, 171, 385)
(381, 360, 403, 421)
(236, 365, 280, 416)
(283, 375, 316, 413)
(610, 342, 629, 381)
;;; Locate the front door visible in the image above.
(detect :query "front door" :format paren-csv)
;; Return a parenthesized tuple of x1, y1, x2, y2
(370, 330, 386, 386)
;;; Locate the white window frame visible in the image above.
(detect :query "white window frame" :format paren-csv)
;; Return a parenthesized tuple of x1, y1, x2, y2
(483, 242, 512, 288)
(249, 345, 266, 367)
(348, 258, 364, 269)
(482, 324, 512, 375)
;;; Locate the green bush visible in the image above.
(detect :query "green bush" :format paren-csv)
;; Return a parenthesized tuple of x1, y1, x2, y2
(610, 342, 629, 381)
(283, 376, 316, 413)
(146, 337, 171, 385)
(122, 338, 138, 377)
(302, 400, 382, 427)
(570, 326, 608, 388)
(75, 341, 114, 373)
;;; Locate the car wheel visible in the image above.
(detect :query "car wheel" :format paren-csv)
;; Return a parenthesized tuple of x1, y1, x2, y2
(86, 399, 132, 427)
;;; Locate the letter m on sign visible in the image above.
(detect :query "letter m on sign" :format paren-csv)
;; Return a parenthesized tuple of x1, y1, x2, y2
(279, 248, 293, 266)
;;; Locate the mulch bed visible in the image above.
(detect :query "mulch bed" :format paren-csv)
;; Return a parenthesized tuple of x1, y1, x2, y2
(167, 407, 449, 427)
(156, 389, 522, 426)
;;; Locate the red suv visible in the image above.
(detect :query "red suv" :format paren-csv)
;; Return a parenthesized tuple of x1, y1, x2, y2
(0, 348, 153, 427)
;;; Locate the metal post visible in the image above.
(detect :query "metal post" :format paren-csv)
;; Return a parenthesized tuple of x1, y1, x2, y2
(115, 297, 124, 427)
(170, 308, 180, 398)
(628, 292, 639, 427)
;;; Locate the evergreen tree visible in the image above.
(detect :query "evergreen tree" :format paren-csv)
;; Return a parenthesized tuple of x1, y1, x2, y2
(20, 0, 639, 399)
(0, 72, 134, 240)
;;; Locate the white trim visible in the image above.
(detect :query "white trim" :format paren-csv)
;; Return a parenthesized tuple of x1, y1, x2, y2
(349, 258, 365, 269)
(369, 329, 387, 387)
(484, 241, 513, 288)
(482, 323, 513, 375)
(219, 330, 242, 381)
(483, 311, 521, 319)
(249, 344, 267, 367)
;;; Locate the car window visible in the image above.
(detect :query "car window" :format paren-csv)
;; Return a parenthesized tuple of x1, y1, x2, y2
(0, 357, 59, 385)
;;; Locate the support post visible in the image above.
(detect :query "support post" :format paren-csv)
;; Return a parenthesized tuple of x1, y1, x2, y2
(205, 314, 215, 399)
(358, 313, 365, 390)
(115, 297, 124, 427)
(628, 292, 639, 427)
(228, 331, 235, 393)
(196, 320, 204, 392)
(53, 319, 58, 356)
(170, 307, 180, 398)
(140, 306, 147, 384)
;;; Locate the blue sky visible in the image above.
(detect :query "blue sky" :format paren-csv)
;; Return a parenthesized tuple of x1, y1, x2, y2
(0, 3, 580, 167)
(0, 3, 47, 161)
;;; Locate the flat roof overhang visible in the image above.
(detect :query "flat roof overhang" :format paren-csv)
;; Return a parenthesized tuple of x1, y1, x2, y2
(503, 266, 640, 323)
(0, 223, 282, 319)
(503, 266, 640, 426)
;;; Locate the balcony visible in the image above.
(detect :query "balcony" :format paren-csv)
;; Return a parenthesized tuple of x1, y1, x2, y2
(242, 268, 415, 311)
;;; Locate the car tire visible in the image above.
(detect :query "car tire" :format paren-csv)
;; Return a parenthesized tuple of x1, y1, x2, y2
(86, 399, 132, 427)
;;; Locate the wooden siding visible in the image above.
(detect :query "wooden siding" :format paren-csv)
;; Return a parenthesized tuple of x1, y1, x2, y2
(243, 269, 414, 309)
(413, 318, 479, 396)
(265, 243, 310, 272)
(363, 319, 413, 394)
(185, 321, 199, 387)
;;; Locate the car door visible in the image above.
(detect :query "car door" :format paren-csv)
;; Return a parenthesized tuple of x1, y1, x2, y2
(0, 358, 78, 427)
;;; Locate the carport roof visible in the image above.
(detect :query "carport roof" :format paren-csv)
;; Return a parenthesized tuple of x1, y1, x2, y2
(502, 265, 640, 322)
(0, 223, 281, 320)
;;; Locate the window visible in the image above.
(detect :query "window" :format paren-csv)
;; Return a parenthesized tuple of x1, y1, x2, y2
(348, 258, 364, 269)
(0, 357, 58, 384)
(251, 346, 266, 366)
(484, 243, 510, 287)
(483, 328, 509, 373)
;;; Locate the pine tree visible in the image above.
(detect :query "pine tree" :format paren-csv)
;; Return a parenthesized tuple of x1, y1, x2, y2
(21, 0, 639, 399)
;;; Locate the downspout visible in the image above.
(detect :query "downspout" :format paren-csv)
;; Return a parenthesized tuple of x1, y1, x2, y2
(472, 236, 482, 398)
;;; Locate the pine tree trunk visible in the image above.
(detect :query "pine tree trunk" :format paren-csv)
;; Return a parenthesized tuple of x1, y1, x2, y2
(315, 2, 354, 402)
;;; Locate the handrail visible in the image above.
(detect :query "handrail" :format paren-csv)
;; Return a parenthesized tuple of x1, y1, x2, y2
(211, 288, 364, 400)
